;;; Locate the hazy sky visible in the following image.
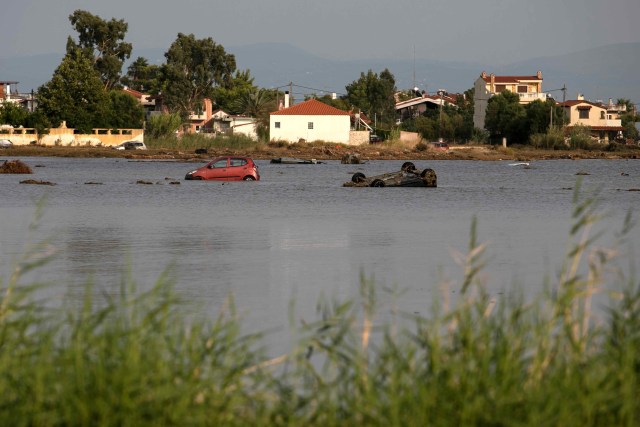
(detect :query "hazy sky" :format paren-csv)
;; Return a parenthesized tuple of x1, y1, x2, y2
(2, 0, 640, 64)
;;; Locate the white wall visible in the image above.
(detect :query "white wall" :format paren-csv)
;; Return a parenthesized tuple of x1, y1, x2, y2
(270, 115, 350, 143)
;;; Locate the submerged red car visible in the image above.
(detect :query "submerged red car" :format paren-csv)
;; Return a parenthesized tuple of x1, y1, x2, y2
(185, 156, 260, 181)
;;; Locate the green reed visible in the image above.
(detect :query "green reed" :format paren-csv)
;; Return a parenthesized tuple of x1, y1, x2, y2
(145, 134, 265, 152)
(1, 189, 638, 426)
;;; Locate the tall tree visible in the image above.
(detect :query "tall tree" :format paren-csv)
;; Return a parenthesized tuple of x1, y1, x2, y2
(525, 99, 565, 135)
(121, 57, 162, 94)
(211, 69, 258, 114)
(484, 91, 526, 143)
(106, 91, 145, 129)
(345, 69, 396, 127)
(232, 88, 276, 139)
(37, 49, 110, 133)
(67, 10, 132, 90)
(616, 98, 639, 140)
(161, 33, 236, 118)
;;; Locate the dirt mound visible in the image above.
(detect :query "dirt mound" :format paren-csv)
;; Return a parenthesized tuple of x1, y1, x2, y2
(0, 159, 33, 174)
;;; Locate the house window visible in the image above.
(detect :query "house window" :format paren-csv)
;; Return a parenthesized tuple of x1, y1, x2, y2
(495, 85, 506, 93)
(275, 122, 280, 129)
(600, 111, 605, 119)
(517, 85, 527, 93)
(308, 122, 314, 129)
(579, 109, 589, 119)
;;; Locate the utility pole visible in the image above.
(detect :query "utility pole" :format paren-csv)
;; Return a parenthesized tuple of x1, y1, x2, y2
(438, 89, 446, 142)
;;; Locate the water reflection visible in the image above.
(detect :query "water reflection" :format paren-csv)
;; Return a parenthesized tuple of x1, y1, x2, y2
(1, 157, 638, 335)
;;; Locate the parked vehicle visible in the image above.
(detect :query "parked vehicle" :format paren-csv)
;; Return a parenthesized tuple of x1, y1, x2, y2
(0, 139, 13, 148)
(344, 162, 437, 187)
(270, 157, 322, 164)
(431, 141, 449, 151)
(369, 134, 382, 143)
(185, 156, 260, 181)
(113, 141, 147, 150)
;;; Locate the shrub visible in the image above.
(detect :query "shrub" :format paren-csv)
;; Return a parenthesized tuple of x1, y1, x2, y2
(414, 141, 427, 152)
(530, 126, 565, 149)
(568, 124, 594, 150)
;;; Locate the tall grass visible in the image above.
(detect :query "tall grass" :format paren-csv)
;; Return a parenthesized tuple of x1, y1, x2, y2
(145, 133, 265, 152)
(1, 190, 638, 426)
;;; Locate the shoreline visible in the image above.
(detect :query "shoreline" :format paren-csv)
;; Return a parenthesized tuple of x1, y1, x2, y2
(1, 143, 639, 162)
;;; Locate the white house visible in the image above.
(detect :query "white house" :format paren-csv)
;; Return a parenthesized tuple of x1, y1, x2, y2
(270, 98, 351, 144)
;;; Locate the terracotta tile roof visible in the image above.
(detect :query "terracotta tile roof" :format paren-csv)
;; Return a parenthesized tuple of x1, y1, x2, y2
(560, 100, 603, 108)
(271, 99, 350, 116)
(122, 88, 144, 98)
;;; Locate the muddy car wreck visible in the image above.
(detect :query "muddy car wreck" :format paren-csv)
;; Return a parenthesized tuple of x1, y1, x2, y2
(343, 162, 437, 188)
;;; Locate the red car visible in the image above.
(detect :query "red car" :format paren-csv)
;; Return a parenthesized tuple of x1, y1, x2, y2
(185, 156, 260, 181)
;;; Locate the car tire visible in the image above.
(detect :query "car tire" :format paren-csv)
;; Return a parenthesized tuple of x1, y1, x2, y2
(420, 168, 437, 187)
(401, 162, 416, 172)
(352, 172, 366, 183)
(370, 179, 385, 187)
(243, 176, 256, 181)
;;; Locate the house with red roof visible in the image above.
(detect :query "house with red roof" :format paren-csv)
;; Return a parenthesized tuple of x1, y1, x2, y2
(559, 95, 624, 143)
(270, 96, 352, 144)
(473, 71, 548, 129)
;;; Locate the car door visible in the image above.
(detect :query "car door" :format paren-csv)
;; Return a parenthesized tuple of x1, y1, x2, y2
(204, 157, 230, 180)
(227, 158, 248, 180)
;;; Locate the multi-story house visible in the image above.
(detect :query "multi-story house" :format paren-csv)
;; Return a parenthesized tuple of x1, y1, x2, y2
(1, 80, 36, 112)
(560, 95, 624, 143)
(473, 71, 547, 129)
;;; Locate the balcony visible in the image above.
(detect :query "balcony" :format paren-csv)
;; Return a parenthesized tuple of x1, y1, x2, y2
(517, 92, 549, 103)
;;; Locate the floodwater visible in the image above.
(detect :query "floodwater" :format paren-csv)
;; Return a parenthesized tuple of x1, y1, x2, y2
(1, 156, 639, 340)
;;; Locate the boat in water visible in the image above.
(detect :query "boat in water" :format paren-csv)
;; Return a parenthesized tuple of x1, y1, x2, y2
(270, 157, 322, 164)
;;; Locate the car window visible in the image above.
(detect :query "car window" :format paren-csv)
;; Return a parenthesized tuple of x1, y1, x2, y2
(230, 158, 247, 167)
(211, 159, 228, 168)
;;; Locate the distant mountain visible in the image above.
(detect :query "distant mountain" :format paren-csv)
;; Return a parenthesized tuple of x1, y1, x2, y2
(1, 42, 638, 103)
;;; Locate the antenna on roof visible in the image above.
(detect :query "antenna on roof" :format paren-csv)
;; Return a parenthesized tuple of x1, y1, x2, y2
(412, 45, 416, 91)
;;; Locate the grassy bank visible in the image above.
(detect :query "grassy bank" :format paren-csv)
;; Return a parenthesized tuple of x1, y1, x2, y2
(2, 191, 638, 426)
(2, 134, 639, 161)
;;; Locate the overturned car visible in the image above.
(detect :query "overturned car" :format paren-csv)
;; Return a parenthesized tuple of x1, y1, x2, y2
(343, 162, 437, 188)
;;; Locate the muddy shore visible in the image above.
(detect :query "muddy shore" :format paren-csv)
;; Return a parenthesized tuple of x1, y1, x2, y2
(2, 143, 639, 162)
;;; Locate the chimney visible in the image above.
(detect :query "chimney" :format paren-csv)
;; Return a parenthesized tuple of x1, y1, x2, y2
(536, 70, 542, 79)
(284, 91, 290, 109)
(577, 93, 584, 100)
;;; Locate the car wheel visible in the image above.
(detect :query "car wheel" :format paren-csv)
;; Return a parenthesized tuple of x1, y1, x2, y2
(401, 162, 416, 172)
(352, 172, 366, 183)
(370, 179, 385, 187)
(420, 168, 437, 187)
(243, 176, 256, 181)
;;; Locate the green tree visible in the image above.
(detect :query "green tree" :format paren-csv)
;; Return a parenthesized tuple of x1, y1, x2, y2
(37, 49, 110, 133)
(0, 102, 29, 126)
(161, 33, 236, 118)
(106, 91, 145, 129)
(121, 57, 162, 94)
(211, 69, 257, 114)
(311, 94, 351, 112)
(345, 69, 396, 128)
(616, 98, 639, 140)
(67, 10, 132, 90)
(484, 91, 526, 144)
(232, 88, 276, 140)
(525, 99, 565, 136)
